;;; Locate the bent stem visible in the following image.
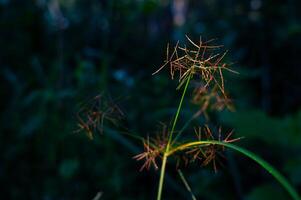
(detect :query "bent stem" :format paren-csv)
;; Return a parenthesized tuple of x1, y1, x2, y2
(156, 73, 192, 200)
(168, 140, 300, 200)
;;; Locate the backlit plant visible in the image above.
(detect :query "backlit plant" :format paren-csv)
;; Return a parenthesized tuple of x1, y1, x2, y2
(76, 36, 300, 200)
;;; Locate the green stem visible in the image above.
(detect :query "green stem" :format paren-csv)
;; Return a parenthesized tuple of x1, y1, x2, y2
(167, 140, 300, 200)
(167, 74, 192, 150)
(157, 154, 168, 200)
(157, 74, 192, 200)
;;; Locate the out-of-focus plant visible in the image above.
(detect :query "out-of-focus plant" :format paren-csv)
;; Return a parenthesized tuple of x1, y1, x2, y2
(77, 36, 300, 200)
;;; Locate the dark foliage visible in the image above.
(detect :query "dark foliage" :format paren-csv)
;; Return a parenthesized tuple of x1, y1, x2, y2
(0, 0, 300, 199)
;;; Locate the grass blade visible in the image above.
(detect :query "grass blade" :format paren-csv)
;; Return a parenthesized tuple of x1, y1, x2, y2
(177, 169, 197, 200)
(169, 141, 300, 200)
(221, 142, 300, 200)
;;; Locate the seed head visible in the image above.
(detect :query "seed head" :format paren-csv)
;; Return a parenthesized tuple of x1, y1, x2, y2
(133, 124, 169, 171)
(182, 126, 242, 172)
(74, 94, 124, 139)
(152, 35, 238, 91)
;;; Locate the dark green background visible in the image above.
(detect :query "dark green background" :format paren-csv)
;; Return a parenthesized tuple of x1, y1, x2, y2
(1, 0, 301, 199)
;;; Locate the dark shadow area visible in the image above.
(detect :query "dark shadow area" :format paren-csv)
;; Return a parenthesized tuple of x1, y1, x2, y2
(0, 0, 301, 199)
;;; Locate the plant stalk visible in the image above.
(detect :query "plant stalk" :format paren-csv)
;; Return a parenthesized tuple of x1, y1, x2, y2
(156, 73, 192, 200)
(167, 74, 192, 149)
(156, 154, 168, 200)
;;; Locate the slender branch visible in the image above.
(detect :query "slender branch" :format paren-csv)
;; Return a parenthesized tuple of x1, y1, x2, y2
(177, 169, 197, 200)
(157, 73, 192, 200)
(167, 73, 192, 150)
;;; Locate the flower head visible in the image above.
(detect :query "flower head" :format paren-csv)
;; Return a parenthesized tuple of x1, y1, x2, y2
(133, 124, 169, 171)
(74, 94, 124, 139)
(152, 36, 238, 91)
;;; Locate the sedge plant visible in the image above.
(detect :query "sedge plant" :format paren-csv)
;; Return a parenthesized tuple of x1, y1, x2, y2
(76, 36, 300, 200)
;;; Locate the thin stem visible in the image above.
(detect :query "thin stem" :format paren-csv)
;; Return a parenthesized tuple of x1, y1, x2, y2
(177, 169, 197, 200)
(156, 73, 192, 200)
(157, 154, 168, 200)
(167, 73, 192, 150)
(167, 140, 300, 200)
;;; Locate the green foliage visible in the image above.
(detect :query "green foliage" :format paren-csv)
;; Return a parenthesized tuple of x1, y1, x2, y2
(246, 183, 288, 200)
(220, 109, 301, 146)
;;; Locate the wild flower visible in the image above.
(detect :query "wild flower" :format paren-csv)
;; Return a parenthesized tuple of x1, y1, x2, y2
(77, 36, 300, 200)
(133, 125, 169, 171)
(152, 36, 238, 91)
(133, 137, 161, 171)
(74, 94, 124, 139)
(184, 126, 242, 172)
(191, 84, 234, 119)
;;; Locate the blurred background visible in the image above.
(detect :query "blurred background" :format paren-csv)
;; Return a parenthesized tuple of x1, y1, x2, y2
(1, 0, 301, 199)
